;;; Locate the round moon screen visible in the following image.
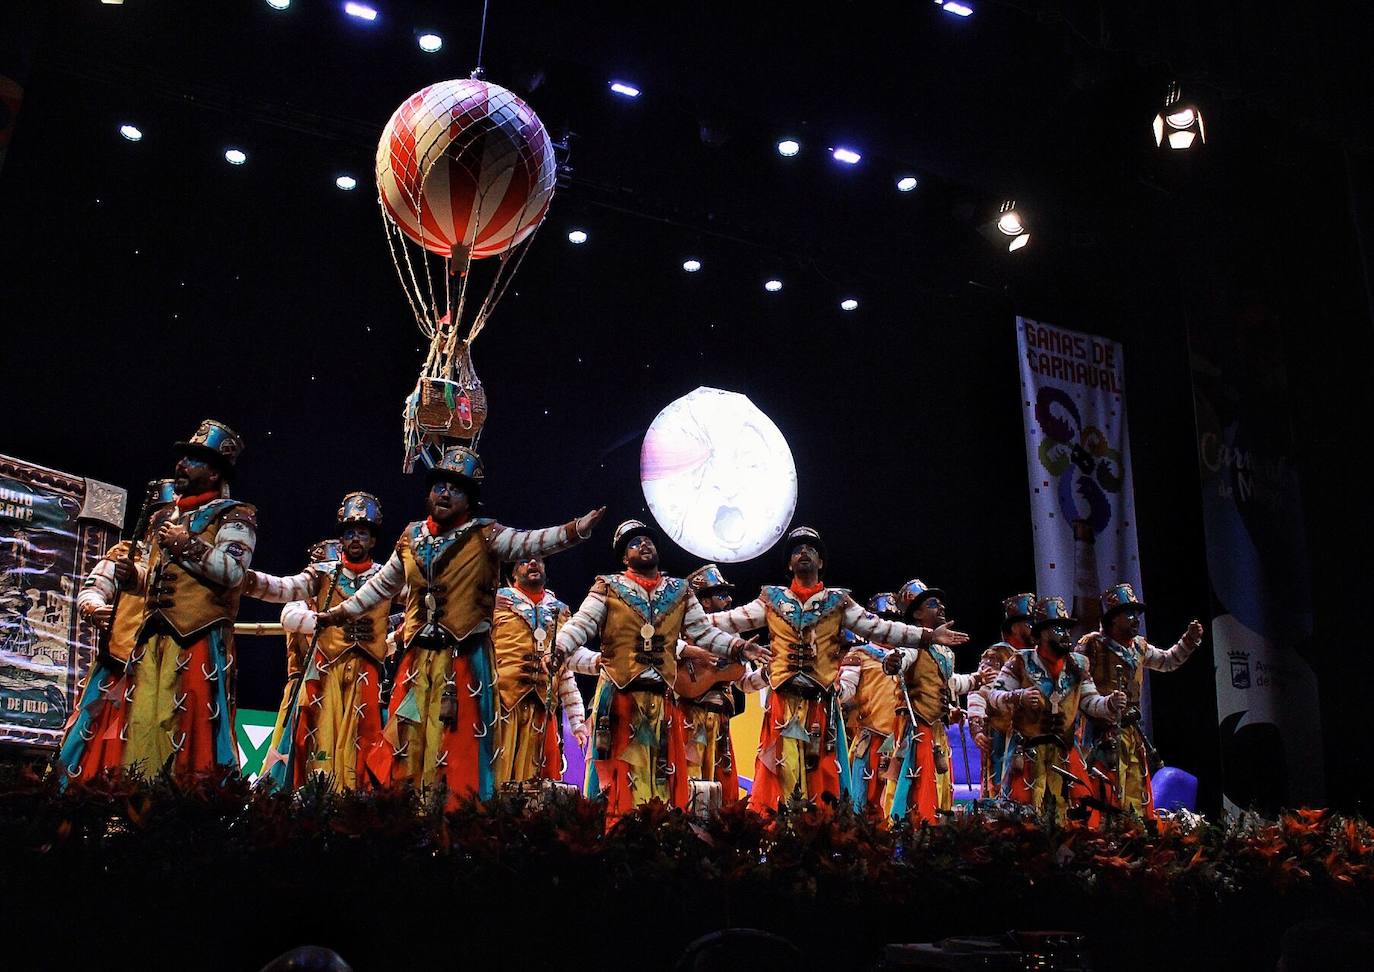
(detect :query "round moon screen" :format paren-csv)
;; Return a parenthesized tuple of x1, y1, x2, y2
(640, 387, 798, 563)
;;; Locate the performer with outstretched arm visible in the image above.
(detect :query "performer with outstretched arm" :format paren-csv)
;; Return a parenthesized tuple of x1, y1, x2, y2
(315, 446, 603, 806)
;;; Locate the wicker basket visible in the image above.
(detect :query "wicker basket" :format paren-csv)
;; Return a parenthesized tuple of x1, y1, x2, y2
(416, 377, 488, 437)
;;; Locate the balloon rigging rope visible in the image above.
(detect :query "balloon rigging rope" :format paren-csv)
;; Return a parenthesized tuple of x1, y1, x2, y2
(475, 0, 491, 77)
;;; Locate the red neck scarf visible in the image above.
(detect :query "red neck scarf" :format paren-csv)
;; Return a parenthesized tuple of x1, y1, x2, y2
(624, 569, 661, 592)
(790, 578, 825, 601)
(426, 513, 470, 536)
(174, 491, 220, 512)
(342, 558, 373, 575)
(1009, 632, 1031, 650)
(515, 583, 544, 604)
(1036, 644, 1067, 679)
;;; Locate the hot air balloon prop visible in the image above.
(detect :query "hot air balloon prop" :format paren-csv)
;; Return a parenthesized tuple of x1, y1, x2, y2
(376, 78, 558, 470)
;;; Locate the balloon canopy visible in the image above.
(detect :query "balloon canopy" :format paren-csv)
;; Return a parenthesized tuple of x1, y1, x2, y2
(641, 387, 798, 563)
(376, 78, 556, 261)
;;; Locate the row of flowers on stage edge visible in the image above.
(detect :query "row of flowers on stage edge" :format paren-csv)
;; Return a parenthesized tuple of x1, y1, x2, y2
(3, 767, 1371, 901)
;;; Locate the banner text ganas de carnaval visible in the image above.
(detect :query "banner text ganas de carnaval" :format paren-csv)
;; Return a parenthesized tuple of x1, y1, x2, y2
(1022, 318, 1125, 392)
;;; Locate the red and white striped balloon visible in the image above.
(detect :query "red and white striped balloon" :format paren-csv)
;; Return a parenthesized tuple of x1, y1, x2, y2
(376, 79, 556, 260)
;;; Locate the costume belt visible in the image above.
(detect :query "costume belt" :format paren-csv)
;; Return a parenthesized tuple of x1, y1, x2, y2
(408, 627, 486, 656)
(620, 675, 669, 696)
(776, 676, 830, 702)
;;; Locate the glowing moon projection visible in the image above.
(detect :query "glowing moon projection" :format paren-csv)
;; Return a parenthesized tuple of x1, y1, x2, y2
(640, 387, 797, 563)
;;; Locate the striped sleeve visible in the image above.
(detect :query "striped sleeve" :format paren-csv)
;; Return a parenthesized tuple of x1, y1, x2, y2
(332, 551, 406, 619)
(186, 515, 256, 588)
(558, 668, 585, 729)
(281, 600, 314, 635)
(707, 596, 768, 634)
(1143, 636, 1196, 672)
(986, 656, 1028, 715)
(837, 663, 860, 703)
(78, 556, 119, 615)
(245, 567, 317, 604)
(843, 597, 928, 650)
(487, 521, 580, 561)
(948, 672, 978, 696)
(556, 579, 608, 676)
(682, 592, 741, 656)
(738, 665, 770, 693)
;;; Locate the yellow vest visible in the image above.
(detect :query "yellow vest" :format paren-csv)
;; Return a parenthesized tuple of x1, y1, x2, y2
(397, 519, 497, 647)
(900, 647, 951, 726)
(315, 564, 391, 664)
(491, 587, 568, 710)
(1080, 632, 1144, 707)
(140, 500, 254, 641)
(596, 574, 687, 690)
(96, 541, 145, 664)
(852, 650, 896, 738)
(761, 586, 848, 692)
(1005, 649, 1091, 744)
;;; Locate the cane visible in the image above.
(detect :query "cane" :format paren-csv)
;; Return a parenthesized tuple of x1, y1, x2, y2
(280, 566, 344, 781)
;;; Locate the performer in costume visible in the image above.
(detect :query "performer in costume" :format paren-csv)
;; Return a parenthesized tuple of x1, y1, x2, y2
(62, 479, 178, 780)
(708, 528, 968, 811)
(315, 446, 604, 806)
(244, 494, 393, 792)
(58, 421, 255, 782)
(966, 593, 1035, 798)
(554, 521, 767, 824)
(985, 596, 1125, 822)
(836, 593, 902, 813)
(882, 579, 988, 824)
(1077, 582, 1202, 815)
(490, 555, 587, 785)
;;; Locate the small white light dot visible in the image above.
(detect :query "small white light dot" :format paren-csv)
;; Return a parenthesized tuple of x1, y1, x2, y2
(777, 139, 800, 157)
(841, 298, 859, 311)
(764, 279, 783, 292)
(682, 259, 702, 273)
(225, 148, 247, 165)
(543, 409, 549, 415)
(335, 175, 358, 191)
(610, 81, 641, 98)
(266, 0, 290, 9)
(417, 32, 442, 53)
(832, 147, 862, 165)
(119, 124, 142, 142)
(897, 176, 919, 192)
(568, 229, 588, 244)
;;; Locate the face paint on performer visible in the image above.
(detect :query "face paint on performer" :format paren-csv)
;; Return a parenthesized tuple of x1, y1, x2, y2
(697, 588, 733, 612)
(1006, 619, 1033, 648)
(1108, 610, 1141, 643)
(427, 479, 471, 527)
(623, 534, 659, 573)
(339, 524, 376, 564)
(913, 596, 947, 629)
(173, 455, 221, 496)
(789, 543, 822, 581)
(1040, 623, 1074, 657)
(513, 556, 546, 592)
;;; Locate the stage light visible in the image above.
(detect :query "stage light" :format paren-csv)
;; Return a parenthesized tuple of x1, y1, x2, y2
(840, 298, 859, 311)
(896, 176, 919, 192)
(777, 138, 800, 157)
(938, 1, 974, 17)
(224, 148, 247, 165)
(265, 0, 290, 9)
(343, 2, 377, 22)
(982, 200, 1030, 251)
(568, 229, 588, 244)
(1153, 84, 1205, 151)
(832, 147, 862, 165)
(683, 259, 702, 273)
(335, 175, 358, 190)
(996, 211, 1024, 236)
(642, 387, 797, 562)
(1008, 232, 1031, 251)
(764, 279, 783, 292)
(417, 32, 442, 53)
(119, 124, 143, 142)
(610, 81, 641, 98)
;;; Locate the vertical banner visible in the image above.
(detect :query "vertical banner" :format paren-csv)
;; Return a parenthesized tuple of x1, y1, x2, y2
(1191, 311, 1323, 812)
(0, 455, 124, 750)
(1016, 317, 1145, 644)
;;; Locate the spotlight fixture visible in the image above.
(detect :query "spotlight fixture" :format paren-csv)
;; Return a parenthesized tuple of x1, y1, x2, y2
(335, 175, 358, 190)
(1153, 83, 1205, 151)
(343, 2, 377, 22)
(609, 81, 641, 98)
(568, 229, 588, 244)
(119, 124, 143, 142)
(896, 176, 919, 192)
(265, 0, 291, 9)
(224, 148, 248, 165)
(935, 1, 974, 16)
(981, 200, 1030, 251)
(683, 259, 702, 273)
(777, 138, 801, 157)
(840, 298, 859, 311)
(764, 279, 783, 292)
(417, 32, 443, 53)
(832, 147, 862, 165)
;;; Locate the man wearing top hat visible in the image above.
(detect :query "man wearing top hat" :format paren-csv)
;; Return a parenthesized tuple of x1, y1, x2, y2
(1077, 582, 1203, 815)
(966, 593, 1036, 798)
(882, 579, 990, 823)
(315, 446, 603, 805)
(489, 555, 587, 786)
(59, 479, 177, 781)
(244, 492, 394, 792)
(59, 420, 256, 782)
(985, 596, 1126, 822)
(707, 527, 968, 811)
(554, 521, 767, 824)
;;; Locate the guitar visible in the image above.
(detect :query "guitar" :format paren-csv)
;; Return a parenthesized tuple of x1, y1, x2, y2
(672, 643, 747, 701)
